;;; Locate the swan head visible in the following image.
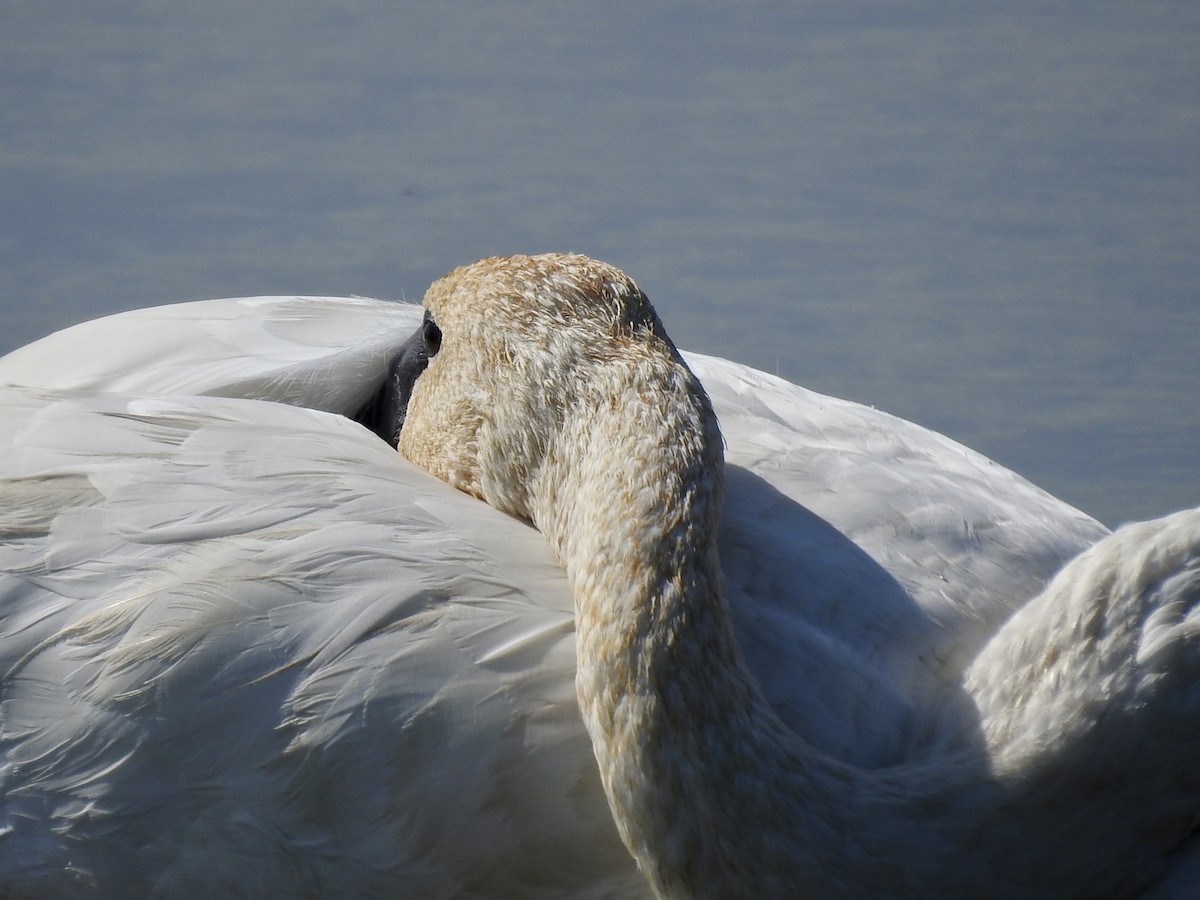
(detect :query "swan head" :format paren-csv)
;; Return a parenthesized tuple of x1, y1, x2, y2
(396, 255, 737, 894)
(395, 253, 697, 526)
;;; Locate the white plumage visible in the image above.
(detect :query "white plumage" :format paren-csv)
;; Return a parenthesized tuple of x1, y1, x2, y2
(0, 258, 1196, 897)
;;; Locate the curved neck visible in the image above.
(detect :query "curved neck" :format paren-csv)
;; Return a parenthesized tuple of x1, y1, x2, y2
(530, 355, 861, 895)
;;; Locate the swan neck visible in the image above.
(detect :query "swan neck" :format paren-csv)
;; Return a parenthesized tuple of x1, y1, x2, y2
(537, 356, 816, 895)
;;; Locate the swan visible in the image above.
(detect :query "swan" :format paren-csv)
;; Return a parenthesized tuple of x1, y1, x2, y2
(0, 254, 1195, 897)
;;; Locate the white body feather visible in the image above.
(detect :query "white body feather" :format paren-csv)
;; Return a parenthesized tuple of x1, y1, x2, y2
(0, 278, 1195, 897)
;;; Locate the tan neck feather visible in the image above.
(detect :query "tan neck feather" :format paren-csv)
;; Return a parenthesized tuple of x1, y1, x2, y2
(530, 351, 840, 896)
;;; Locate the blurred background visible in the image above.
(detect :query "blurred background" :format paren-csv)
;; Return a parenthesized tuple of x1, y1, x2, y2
(2, 1, 1197, 527)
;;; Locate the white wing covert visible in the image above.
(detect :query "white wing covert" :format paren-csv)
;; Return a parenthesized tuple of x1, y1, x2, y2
(0, 389, 640, 897)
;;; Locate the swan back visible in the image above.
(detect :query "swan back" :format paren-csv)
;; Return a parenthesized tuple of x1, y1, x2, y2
(8, 257, 1169, 897)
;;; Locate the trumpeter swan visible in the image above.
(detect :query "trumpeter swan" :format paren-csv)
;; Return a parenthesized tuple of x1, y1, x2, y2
(0, 255, 1196, 897)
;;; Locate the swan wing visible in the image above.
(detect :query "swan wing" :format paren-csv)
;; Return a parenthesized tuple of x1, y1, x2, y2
(0, 387, 643, 898)
(686, 354, 1109, 758)
(0, 296, 422, 415)
(967, 508, 1200, 763)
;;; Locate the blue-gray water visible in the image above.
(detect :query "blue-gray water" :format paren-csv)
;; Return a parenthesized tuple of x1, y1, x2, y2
(2, 1, 1197, 528)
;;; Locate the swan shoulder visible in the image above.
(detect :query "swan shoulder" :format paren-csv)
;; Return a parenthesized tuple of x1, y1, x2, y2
(0, 387, 642, 897)
(688, 351, 1107, 614)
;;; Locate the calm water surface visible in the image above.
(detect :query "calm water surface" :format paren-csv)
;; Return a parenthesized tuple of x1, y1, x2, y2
(2, 1, 1197, 526)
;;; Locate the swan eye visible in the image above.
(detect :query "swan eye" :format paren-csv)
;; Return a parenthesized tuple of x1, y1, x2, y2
(422, 316, 442, 357)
